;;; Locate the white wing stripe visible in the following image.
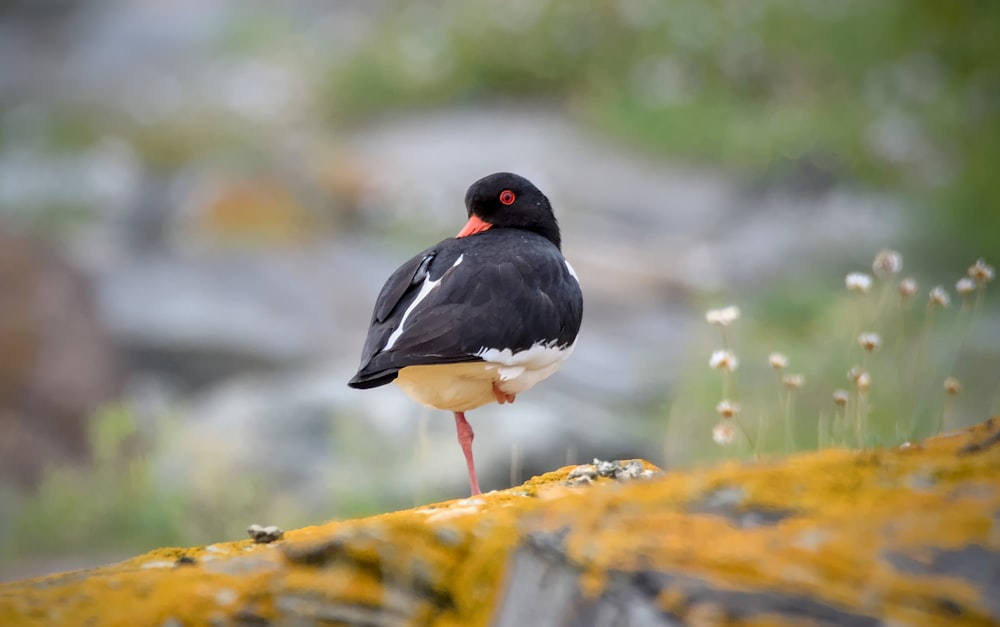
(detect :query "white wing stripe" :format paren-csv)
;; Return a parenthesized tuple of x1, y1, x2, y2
(381, 254, 464, 352)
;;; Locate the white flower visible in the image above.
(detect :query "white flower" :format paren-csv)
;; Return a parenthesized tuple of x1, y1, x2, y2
(706, 306, 741, 326)
(709, 350, 739, 372)
(872, 249, 903, 277)
(956, 278, 976, 295)
(768, 352, 788, 370)
(929, 286, 951, 308)
(833, 389, 849, 406)
(712, 422, 736, 446)
(846, 272, 873, 294)
(944, 376, 961, 395)
(782, 373, 806, 389)
(715, 400, 741, 418)
(898, 277, 918, 298)
(855, 371, 872, 391)
(858, 332, 881, 352)
(969, 258, 995, 284)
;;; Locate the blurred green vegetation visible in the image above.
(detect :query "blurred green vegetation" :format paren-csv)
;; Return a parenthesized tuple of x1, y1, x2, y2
(663, 253, 997, 466)
(1, 406, 191, 557)
(323, 0, 1000, 267)
(0, 405, 388, 561)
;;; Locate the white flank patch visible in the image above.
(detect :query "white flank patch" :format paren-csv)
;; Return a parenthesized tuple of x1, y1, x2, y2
(382, 255, 464, 352)
(476, 340, 573, 371)
(565, 259, 580, 282)
(477, 340, 575, 395)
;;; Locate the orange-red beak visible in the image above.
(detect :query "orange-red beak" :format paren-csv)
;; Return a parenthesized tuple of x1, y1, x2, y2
(456, 215, 492, 238)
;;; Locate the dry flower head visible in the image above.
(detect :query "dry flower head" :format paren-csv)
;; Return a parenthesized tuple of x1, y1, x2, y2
(833, 389, 849, 406)
(858, 332, 881, 352)
(968, 258, 995, 285)
(782, 373, 806, 389)
(709, 350, 739, 372)
(846, 272, 873, 294)
(712, 422, 736, 446)
(706, 306, 741, 326)
(715, 400, 741, 418)
(929, 286, 951, 308)
(956, 278, 976, 295)
(768, 352, 789, 370)
(855, 371, 872, 391)
(872, 249, 903, 277)
(898, 277, 918, 298)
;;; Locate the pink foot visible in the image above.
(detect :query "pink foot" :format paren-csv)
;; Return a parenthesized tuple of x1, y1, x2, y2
(492, 381, 516, 405)
(454, 412, 482, 496)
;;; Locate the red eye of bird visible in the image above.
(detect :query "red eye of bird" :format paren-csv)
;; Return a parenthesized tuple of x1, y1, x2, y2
(499, 190, 516, 205)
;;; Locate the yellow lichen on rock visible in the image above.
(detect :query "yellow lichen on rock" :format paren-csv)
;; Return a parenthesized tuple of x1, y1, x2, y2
(494, 421, 1000, 625)
(1, 424, 999, 626)
(0, 461, 635, 626)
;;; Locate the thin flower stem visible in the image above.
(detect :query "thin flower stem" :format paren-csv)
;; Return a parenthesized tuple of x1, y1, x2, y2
(733, 418, 759, 460)
(875, 280, 893, 327)
(756, 411, 765, 454)
(945, 287, 982, 381)
(784, 390, 795, 453)
(768, 370, 784, 449)
(907, 303, 935, 437)
(940, 395, 952, 434)
(857, 390, 869, 448)
(897, 298, 908, 345)
(854, 294, 866, 340)
(894, 298, 908, 440)
(818, 412, 827, 449)
(974, 284, 986, 316)
(853, 390, 862, 448)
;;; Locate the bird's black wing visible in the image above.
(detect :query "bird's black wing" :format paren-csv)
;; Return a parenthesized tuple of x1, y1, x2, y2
(348, 240, 467, 388)
(348, 230, 582, 389)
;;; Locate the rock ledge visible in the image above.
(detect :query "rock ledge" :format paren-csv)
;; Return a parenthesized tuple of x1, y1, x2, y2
(2, 422, 1000, 626)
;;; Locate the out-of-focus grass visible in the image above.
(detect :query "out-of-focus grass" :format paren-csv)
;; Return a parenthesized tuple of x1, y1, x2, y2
(662, 252, 997, 466)
(1, 406, 192, 557)
(322, 0, 1000, 265)
(0, 403, 415, 560)
(3, 408, 294, 558)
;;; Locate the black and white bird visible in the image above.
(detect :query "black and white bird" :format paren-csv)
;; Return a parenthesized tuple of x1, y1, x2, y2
(348, 172, 583, 496)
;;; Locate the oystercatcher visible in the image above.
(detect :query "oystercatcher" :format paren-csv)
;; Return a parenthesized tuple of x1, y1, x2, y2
(348, 172, 583, 495)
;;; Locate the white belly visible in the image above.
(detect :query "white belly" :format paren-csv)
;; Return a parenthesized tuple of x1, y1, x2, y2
(394, 342, 574, 412)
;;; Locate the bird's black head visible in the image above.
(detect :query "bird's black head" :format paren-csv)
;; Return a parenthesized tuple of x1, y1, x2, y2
(462, 172, 561, 249)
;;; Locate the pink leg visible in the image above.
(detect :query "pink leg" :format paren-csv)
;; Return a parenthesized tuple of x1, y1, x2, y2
(492, 381, 517, 405)
(454, 412, 482, 496)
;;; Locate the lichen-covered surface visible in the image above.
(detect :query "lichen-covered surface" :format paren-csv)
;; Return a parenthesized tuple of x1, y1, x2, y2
(2, 422, 999, 626)
(497, 420, 1000, 626)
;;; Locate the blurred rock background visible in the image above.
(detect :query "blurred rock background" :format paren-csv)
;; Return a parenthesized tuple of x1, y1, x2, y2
(0, 0, 997, 580)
